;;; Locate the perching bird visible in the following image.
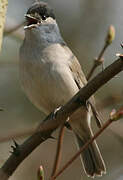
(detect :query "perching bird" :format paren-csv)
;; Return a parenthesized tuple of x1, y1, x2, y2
(19, 1, 106, 177)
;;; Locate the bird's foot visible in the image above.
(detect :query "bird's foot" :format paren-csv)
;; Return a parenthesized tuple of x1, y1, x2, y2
(51, 106, 62, 120)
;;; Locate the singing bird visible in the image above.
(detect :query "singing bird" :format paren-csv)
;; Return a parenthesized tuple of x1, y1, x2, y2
(19, 1, 106, 177)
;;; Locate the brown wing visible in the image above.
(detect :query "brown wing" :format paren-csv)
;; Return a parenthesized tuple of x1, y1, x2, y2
(63, 45, 102, 128)
(63, 45, 87, 86)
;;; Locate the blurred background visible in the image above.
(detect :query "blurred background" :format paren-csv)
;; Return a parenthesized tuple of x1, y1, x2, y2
(0, 0, 123, 179)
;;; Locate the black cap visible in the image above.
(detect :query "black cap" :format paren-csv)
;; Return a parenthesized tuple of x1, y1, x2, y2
(27, 1, 55, 20)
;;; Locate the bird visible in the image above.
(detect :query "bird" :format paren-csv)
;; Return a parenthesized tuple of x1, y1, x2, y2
(19, 1, 106, 177)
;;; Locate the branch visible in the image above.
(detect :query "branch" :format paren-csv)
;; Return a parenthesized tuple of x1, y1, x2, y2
(0, 57, 122, 179)
(4, 27, 24, 41)
(51, 125, 65, 177)
(0, 0, 8, 52)
(52, 107, 123, 179)
(87, 25, 115, 80)
(4, 18, 24, 40)
(4, 21, 24, 36)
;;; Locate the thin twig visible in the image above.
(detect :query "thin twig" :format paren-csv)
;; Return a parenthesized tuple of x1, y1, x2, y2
(52, 120, 112, 179)
(0, 58, 122, 180)
(51, 125, 65, 178)
(52, 107, 123, 180)
(87, 44, 107, 81)
(8, 30, 24, 40)
(4, 18, 24, 40)
(4, 21, 24, 36)
(98, 44, 108, 61)
(87, 25, 115, 80)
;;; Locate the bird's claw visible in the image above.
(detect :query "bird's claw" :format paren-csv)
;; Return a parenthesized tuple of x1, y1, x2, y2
(51, 106, 62, 120)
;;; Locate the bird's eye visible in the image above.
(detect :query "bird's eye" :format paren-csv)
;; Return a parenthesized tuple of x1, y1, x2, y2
(42, 15, 46, 20)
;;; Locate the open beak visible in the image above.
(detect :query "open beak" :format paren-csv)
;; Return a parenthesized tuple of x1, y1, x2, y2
(24, 14, 40, 30)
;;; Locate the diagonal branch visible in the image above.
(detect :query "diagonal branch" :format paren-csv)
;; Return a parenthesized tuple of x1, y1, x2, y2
(51, 125, 65, 178)
(0, 57, 122, 180)
(51, 107, 123, 180)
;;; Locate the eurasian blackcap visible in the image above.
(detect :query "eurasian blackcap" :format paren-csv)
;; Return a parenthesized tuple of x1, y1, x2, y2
(19, 1, 106, 177)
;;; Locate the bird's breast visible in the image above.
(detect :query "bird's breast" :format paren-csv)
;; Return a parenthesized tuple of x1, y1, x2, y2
(20, 44, 79, 114)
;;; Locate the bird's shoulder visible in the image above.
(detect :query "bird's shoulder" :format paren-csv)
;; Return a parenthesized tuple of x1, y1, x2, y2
(60, 44, 103, 128)
(61, 44, 87, 86)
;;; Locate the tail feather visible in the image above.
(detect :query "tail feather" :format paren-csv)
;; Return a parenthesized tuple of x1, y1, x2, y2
(69, 107, 106, 177)
(76, 135, 106, 177)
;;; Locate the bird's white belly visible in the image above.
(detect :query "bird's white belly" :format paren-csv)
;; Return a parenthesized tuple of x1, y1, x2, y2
(20, 61, 79, 115)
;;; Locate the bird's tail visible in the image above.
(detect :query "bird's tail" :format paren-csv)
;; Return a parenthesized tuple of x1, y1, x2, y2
(69, 108, 106, 177)
(76, 134, 106, 177)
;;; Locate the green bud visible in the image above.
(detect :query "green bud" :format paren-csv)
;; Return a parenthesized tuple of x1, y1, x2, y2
(110, 108, 123, 121)
(106, 25, 115, 45)
(37, 166, 44, 180)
